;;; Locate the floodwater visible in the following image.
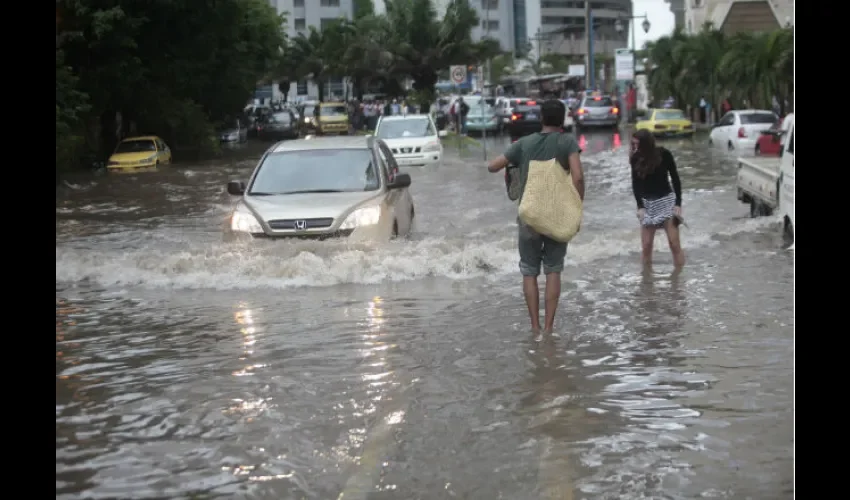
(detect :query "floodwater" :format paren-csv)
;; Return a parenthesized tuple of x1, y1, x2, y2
(57, 131, 794, 499)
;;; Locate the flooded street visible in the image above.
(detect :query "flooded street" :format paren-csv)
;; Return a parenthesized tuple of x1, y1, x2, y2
(56, 131, 793, 499)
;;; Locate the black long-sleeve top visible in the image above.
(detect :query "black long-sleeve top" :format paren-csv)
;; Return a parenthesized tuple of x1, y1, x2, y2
(631, 147, 682, 209)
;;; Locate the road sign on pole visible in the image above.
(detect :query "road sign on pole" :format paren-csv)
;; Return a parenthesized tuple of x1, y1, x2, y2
(450, 65, 467, 85)
(615, 48, 634, 81)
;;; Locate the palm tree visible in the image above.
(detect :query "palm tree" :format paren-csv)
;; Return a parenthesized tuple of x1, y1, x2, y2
(644, 26, 793, 119)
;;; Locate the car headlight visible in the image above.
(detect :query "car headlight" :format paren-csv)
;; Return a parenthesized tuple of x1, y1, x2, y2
(340, 205, 381, 229)
(422, 141, 441, 152)
(230, 210, 263, 233)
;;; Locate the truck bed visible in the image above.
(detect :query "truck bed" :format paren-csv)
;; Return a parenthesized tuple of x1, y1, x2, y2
(736, 156, 780, 208)
(738, 156, 780, 176)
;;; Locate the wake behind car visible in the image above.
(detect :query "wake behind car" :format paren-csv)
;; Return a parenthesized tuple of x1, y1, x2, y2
(374, 114, 446, 167)
(225, 136, 415, 240)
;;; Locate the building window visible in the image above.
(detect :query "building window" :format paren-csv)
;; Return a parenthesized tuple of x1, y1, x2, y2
(482, 20, 500, 31)
(541, 1, 584, 7)
(542, 16, 583, 26)
(320, 0, 341, 6)
(268, 0, 277, 10)
(294, 18, 306, 30)
(482, 0, 499, 9)
(293, 0, 304, 7)
(297, 81, 308, 96)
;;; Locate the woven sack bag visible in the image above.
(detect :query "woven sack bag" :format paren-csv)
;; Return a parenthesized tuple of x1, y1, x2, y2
(518, 157, 583, 242)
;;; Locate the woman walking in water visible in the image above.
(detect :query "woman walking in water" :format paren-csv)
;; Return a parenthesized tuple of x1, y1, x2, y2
(630, 130, 686, 269)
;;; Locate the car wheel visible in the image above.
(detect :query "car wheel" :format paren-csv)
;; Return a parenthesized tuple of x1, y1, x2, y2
(392, 220, 399, 238)
(754, 144, 761, 155)
(727, 141, 734, 151)
(708, 138, 713, 146)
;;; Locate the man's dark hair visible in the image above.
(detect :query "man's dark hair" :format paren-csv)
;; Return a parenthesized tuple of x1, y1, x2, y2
(541, 99, 566, 127)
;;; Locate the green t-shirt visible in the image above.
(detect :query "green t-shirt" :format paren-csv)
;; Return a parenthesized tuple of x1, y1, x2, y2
(504, 132, 581, 202)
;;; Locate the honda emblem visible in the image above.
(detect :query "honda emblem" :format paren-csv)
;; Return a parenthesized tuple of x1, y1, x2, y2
(295, 220, 307, 230)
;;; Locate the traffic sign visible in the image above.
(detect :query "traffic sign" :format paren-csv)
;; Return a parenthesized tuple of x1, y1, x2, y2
(450, 65, 467, 85)
(615, 48, 634, 81)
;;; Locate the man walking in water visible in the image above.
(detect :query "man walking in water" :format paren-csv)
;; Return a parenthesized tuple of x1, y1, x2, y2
(486, 100, 585, 335)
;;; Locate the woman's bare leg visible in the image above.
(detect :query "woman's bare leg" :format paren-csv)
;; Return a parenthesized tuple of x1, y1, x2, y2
(662, 219, 686, 269)
(640, 225, 657, 267)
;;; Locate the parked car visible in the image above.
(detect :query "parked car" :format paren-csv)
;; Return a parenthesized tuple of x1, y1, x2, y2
(463, 96, 499, 135)
(709, 109, 778, 152)
(374, 114, 446, 167)
(219, 118, 248, 144)
(505, 102, 542, 141)
(224, 135, 415, 241)
(258, 110, 301, 140)
(244, 105, 272, 137)
(494, 97, 532, 129)
(317, 102, 351, 135)
(107, 136, 172, 173)
(754, 117, 786, 156)
(574, 94, 620, 129)
(634, 108, 694, 138)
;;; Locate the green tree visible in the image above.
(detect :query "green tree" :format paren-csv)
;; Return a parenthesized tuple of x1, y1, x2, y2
(644, 25, 793, 117)
(56, 0, 284, 169)
(384, 0, 498, 110)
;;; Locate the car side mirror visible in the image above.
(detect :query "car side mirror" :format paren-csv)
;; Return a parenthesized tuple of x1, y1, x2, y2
(438, 130, 448, 138)
(388, 173, 411, 189)
(227, 180, 245, 195)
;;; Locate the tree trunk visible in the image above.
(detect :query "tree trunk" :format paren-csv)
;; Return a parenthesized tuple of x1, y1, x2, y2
(316, 74, 325, 101)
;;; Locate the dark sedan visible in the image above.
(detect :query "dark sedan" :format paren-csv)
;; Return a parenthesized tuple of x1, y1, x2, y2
(505, 103, 543, 141)
(258, 110, 301, 140)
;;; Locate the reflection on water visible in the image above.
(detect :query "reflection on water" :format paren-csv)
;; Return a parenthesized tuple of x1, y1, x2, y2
(56, 135, 792, 499)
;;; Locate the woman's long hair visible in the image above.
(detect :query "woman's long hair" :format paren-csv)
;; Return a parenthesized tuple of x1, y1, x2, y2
(630, 129, 662, 178)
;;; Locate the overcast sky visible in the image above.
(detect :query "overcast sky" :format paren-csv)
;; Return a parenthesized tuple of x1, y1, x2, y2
(632, 0, 675, 49)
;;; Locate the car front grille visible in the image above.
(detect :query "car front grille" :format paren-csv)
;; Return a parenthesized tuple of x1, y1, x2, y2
(254, 229, 353, 240)
(267, 218, 334, 230)
(391, 147, 421, 154)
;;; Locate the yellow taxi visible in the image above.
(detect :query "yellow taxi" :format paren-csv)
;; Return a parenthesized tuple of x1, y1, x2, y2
(634, 108, 694, 138)
(107, 136, 172, 173)
(317, 102, 351, 135)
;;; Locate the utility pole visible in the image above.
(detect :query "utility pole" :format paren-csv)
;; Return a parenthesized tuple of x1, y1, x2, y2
(585, 1, 593, 90)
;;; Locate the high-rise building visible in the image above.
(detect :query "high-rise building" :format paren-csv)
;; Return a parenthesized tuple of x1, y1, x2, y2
(528, 1, 632, 59)
(684, 0, 793, 35)
(269, 0, 356, 101)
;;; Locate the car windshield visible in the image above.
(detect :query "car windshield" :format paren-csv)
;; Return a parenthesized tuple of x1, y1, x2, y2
(376, 118, 434, 139)
(655, 110, 685, 120)
(585, 97, 613, 107)
(249, 149, 379, 194)
(740, 113, 777, 124)
(115, 140, 156, 153)
(303, 106, 315, 117)
(269, 112, 291, 124)
(321, 105, 347, 117)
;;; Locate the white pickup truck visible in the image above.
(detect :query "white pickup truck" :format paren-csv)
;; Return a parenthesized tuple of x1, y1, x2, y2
(736, 114, 795, 242)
